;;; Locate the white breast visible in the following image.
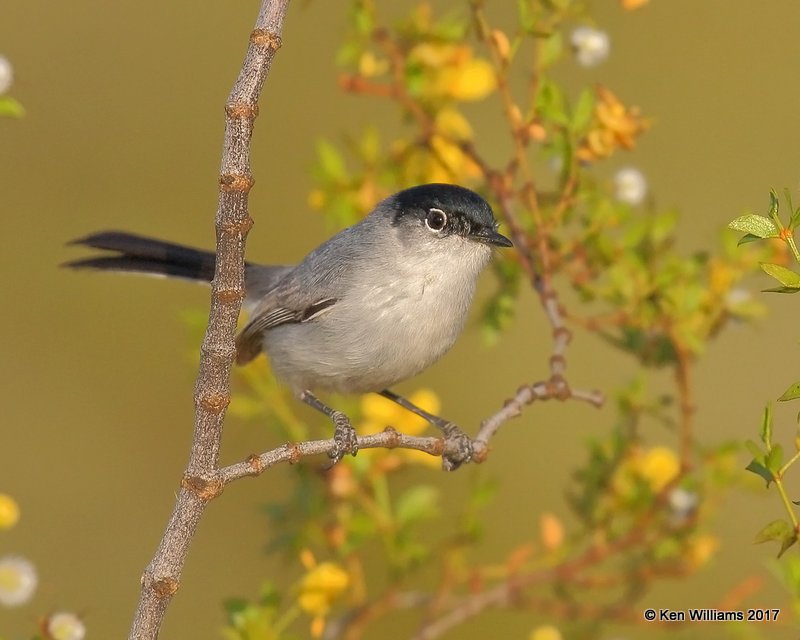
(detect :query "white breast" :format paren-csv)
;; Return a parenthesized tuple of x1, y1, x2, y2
(264, 239, 491, 394)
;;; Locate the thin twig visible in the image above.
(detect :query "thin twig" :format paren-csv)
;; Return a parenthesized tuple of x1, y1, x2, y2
(475, 382, 603, 447)
(410, 496, 676, 640)
(219, 428, 451, 483)
(127, 2, 289, 638)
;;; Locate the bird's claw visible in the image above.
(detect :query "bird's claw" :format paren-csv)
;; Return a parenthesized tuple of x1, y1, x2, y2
(327, 411, 359, 466)
(440, 422, 474, 471)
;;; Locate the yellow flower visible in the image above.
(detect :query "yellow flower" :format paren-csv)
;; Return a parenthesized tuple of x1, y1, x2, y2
(708, 258, 735, 297)
(435, 107, 473, 141)
(360, 389, 440, 436)
(396, 132, 481, 185)
(529, 625, 563, 640)
(0, 494, 20, 530)
(685, 534, 718, 568)
(621, 0, 649, 9)
(358, 51, 389, 78)
(437, 56, 496, 101)
(612, 446, 681, 498)
(409, 42, 496, 103)
(431, 135, 481, 181)
(636, 446, 681, 492)
(409, 42, 458, 68)
(297, 551, 350, 638)
(359, 389, 442, 468)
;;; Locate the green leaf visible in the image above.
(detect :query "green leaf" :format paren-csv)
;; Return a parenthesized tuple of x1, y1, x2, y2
(0, 96, 25, 118)
(517, 0, 535, 33)
(755, 519, 797, 557)
(535, 78, 567, 125)
(745, 459, 774, 486)
(769, 189, 780, 218)
(570, 88, 594, 132)
(760, 263, 800, 288)
(316, 140, 348, 182)
(737, 233, 764, 246)
(762, 286, 800, 294)
(790, 207, 800, 231)
(357, 126, 381, 164)
(755, 519, 792, 544)
(539, 31, 563, 69)
(779, 382, 800, 402)
(745, 439, 765, 460)
(223, 597, 249, 617)
(352, 1, 374, 36)
(728, 214, 778, 238)
(761, 404, 773, 448)
(785, 188, 795, 216)
(779, 533, 797, 557)
(395, 485, 439, 526)
(765, 444, 784, 474)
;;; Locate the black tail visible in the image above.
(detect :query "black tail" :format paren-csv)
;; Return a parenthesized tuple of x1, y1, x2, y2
(64, 231, 217, 282)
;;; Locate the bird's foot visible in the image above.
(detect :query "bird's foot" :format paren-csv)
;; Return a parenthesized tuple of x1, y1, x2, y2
(328, 411, 359, 466)
(440, 423, 474, 471)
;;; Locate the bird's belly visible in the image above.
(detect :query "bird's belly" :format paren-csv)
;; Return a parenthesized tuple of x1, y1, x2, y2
(262, 275, 473, 394)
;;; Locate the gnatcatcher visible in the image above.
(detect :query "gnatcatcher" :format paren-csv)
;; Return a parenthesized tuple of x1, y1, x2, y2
(65, 183, 513, 469)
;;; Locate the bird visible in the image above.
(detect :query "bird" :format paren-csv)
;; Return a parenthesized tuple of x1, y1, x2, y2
(65, 183, 513, 469)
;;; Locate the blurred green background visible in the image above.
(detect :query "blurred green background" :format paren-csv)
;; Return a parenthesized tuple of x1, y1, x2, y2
(4, 1, 800, 638)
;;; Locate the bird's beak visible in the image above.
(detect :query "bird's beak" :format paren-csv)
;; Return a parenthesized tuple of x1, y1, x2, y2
(472, 227, 513, 248)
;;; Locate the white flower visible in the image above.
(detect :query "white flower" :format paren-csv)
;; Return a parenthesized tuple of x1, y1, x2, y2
(0, 56, 13, 95)
(614, 167, 648, 205)
(668, 487, 698, 520)
(570, 27, 610, 67)
(47, 612, 87, 640)
(0, 555, 37, 607)
(725, 287, 752, 308)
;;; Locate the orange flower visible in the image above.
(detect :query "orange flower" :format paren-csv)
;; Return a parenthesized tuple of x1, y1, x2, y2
(540, 512, 565, 552)
(577, 86, 649, 162)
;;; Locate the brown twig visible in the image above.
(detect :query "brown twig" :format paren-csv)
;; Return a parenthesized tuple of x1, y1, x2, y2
(410, 510, 670, 640)
(127, 2, 289, 638)
(219, 428, 454, 483)
(475, 381, 603, 447)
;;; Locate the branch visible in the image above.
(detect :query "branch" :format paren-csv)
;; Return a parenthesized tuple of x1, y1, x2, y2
(475, 381, 604, 448)
(219, 429, 452, 483)
(128, 2, 289, 638)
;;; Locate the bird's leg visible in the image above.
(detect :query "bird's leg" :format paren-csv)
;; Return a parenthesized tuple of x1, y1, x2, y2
(378, 389, 474, 471)
(299, 390, 358, 465)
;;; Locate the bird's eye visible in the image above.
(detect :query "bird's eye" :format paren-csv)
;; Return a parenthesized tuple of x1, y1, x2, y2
(425, 208, 447, 232)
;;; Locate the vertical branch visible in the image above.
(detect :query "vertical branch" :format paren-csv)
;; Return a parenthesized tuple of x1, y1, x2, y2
(128, 2, 290, 638)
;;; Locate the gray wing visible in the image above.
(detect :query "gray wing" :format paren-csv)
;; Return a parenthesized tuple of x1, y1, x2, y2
(236, 274, 340, 365)
(236, 217, 377, 365)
